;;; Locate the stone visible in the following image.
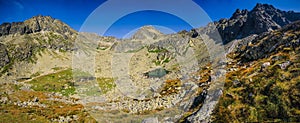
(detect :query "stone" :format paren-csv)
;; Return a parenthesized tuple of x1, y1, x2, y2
(32, 97, 39, 102)
(0, 97, 8, 103)
(142, 117, 159, 123)
(233, 80, 241, 86)
(262, 62, 271, 68)
(279, 61, 291, 70)
(190, 29, 198, 38)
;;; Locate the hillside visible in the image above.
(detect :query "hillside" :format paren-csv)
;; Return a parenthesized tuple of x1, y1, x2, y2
(212, 21, 300, 122)
(0, 3, 299, 123)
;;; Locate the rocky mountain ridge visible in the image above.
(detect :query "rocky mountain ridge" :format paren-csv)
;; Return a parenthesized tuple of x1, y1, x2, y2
(0, 15, 76, 37)
(216, 3, 300, 44)
(0, 3, 299, 123)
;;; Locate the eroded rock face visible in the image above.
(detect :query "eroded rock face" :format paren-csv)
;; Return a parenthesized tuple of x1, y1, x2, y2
(9, 22, 26, 35)
(0, 15, 76, 37)
(0, 43, 9, 68)
(215, 3, 300, 44)
(0, 23, 11, 36)
(233, 21, 300, 63)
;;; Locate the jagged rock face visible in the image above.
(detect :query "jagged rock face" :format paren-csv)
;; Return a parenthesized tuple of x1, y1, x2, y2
(0, 43, 9, 68)
(0, 15, 76, 37)
(216, 3, 300, 44)
(12, 42, 34, 61)
(9, 22, 27, 35)
(283, 11, 300, 22)
(233, 21, 300, 62)
(0, 23, 11, 36)
(217, 9, 249, 43)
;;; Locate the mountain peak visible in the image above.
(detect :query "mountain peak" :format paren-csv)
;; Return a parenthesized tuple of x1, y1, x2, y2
(131, 25, 163, 40)
(253, 3, 276, 11)
(139, 25, 156, 30)
(230, 9, 248, 20)
(216, 3, 300, 44)
(0, 15, 76, 37)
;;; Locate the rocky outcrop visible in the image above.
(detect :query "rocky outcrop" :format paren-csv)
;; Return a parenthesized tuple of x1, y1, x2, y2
(0, 15, 76, 37)
(215, 3, 300, 44)
(0, 43, 9, 68)
(0, 23, 11, 36)
(233, 21, 300, 63)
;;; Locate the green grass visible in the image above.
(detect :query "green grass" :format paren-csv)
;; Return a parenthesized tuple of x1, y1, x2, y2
(97, 77, 116, 94)
(51, 67, 63, 71)
(28, 69, 88, 96)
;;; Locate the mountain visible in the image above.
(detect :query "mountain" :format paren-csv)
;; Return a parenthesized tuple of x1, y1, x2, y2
(216, 3, 300, 44)
(131, 25, 163, 39)
(0, 15, 76, 36)
(0, 15, 77, 75)
(0, 3, 299, 123)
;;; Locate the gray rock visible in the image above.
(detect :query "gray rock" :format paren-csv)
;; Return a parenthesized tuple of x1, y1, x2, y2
(233, 80, 241, 86)
(261, 62, 271, 71)
(0, 43, 10, 68)
(0, 97, 8, 103)
(279, 61, 291, 70)
(32, 97, 39, 102)
(0, 23, 11, 36)
(142, 117, 159, 123)
(0, 15, 76, 37)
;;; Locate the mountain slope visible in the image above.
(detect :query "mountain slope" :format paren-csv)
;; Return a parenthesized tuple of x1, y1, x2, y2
(0, 3, 299, 123)
(212, 21, 300, 122)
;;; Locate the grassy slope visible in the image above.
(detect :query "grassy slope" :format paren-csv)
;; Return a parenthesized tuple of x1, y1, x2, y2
(212, 23, 300, 122)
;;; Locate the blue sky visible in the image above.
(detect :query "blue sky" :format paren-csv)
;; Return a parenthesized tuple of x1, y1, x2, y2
(0, 0, 299, 38)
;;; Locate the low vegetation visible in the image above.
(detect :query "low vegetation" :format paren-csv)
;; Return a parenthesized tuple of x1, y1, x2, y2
(0, 83, 96, 122)
(212, 46, 300, 122)
(97, 77, 116, 94)
(28, 69, 76, 96)
(160, 79, 181, 96)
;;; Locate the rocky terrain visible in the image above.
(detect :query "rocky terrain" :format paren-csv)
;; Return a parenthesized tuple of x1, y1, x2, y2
(215, 3, 300, 44)
(212, 20, 300, 122)
(0, 3, 299, 123)
(0, 15, 76, 36)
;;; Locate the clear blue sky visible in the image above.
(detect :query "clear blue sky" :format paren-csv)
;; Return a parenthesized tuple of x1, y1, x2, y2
(0, 0, 299, 38)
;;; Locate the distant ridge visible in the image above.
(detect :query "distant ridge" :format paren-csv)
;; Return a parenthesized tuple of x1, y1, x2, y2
(215, 3, 300, 44)
(0, 15, 76, 37)
(131, 25, 163, 40)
